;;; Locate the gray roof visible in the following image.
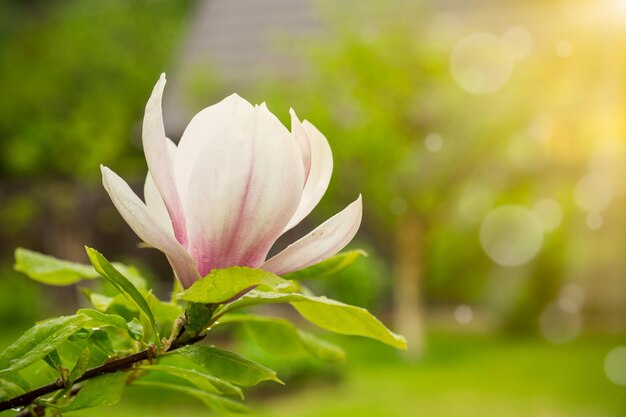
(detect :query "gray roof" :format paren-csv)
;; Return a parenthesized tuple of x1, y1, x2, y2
(164, 0, 320, 133)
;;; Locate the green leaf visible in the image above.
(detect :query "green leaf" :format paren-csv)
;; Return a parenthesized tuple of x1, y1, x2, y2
(110, 263, 147, 290)
(3, 372, 29, 391)
(84, 289, 139, 320)
(69, 348, 91, 383)
(83, 290, 115, 312)
(291, 297, 407, 349)
(64, 372, 129, 411)
(86, 330, 115, 358)
(0, 314, 89, 377)
(174, 345, 282, 387)
(186, 303, 214, 333)
(43, 349, 63, 372)
(145, 292, 184, 325)
(222, 291, 407, 350)
(127, 318, 144, 340)
(136, 365, 243, 399)
(178, 267, 298, 304)
(0, 378, 25, 402)
(133, 381, 251, 415)
(78, 308, 143, 340)
(219, 315, 345, 363)
(14, 247, 98, 286)
(283, 250, 367, 280)
(85, 247, 160, 347)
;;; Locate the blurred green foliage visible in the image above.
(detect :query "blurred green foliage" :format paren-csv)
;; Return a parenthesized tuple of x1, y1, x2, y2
(248, 0, 625, 336)
(304, 242, 389, 310)
(0, 0, 191, 178)
(0, 268, 45, 329)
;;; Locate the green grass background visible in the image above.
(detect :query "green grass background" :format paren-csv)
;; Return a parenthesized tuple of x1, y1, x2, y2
(27, 331, 623, 417)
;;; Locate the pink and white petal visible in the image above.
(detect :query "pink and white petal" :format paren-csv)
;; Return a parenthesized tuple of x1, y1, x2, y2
(102, 166, 200, 288)
(174, 94, 255, 206)
(185, 104, 305, 276)
(282, 119, 333, 232)
(290, 109, 311, 181)
(263, 195, 362, 276)
(142, 74, 187, 246)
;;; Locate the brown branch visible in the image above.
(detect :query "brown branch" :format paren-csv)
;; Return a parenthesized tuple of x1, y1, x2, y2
(0, 333, 205, 414)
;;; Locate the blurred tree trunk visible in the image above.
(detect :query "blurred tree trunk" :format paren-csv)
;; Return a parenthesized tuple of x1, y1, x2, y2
(393, 211, 425, 359)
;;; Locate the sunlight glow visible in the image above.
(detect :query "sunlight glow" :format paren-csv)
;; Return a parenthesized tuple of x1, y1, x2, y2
(610, 0, 626, 15)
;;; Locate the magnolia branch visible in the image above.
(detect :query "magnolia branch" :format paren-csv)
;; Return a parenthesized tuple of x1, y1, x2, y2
(0, 331, 206, 414)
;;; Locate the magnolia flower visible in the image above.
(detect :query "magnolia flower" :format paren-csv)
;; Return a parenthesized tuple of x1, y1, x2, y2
(101, 74, 362, 288)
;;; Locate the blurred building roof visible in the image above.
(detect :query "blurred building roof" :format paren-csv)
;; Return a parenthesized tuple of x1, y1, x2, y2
(164, 0, 321, 133)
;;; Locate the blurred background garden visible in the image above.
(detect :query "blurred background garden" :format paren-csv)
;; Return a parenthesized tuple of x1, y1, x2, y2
(0, 0, 625, 416)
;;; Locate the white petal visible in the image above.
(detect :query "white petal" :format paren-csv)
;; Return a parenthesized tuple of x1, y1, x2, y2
(262, 195, 362, 276)
(290, 109, 311, 181)
(143, 138, 178, 237)
(142, 74, 187, 245)
(282, 119, 333, 232)
(144, 173, 173, 236)
(185, 102, 305, 276)
(175, 94, 255, 206)
(102, 166, 200, 288)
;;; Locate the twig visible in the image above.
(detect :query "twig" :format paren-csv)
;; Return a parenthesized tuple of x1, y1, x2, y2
(0, 333, 205, 413)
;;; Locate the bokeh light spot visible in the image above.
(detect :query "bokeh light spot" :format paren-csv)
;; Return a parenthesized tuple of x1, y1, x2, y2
(424, 133, 443, 153)
(557, 283, 586, 314)
(508, 134, 548, 171)
(604, 346, 626, 386)
(588, 139, 626, 196)
(480, 205, 543, 266)
(575, 174, 613, 213)
(390, 197, 408, 216)
(502, 26, 533, 60)
(457, 183, 494, 224)
(429, 13, 464, 41)
(532, 198, 563, 232)
(555, 40, 573, 57)
(586, 212, 604, 230)
(540, 303, 581, 344)
(454, 305, 474, 324)
(450, 33, 513, 94)
(529, 114, 554, 142)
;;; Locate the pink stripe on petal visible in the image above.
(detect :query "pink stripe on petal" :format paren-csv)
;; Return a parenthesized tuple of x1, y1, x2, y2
(142, 74, 187, 246)
(102, 166, 200, 288)
(282, 119, 334, 233)
(262, 195, 362, 276)
(185, 103, 304, 276)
